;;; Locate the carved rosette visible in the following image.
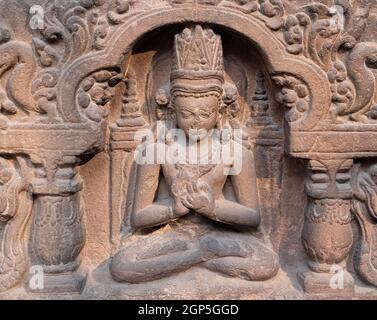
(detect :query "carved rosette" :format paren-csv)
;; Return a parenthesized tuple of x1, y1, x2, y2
(0, 0, 375, 297)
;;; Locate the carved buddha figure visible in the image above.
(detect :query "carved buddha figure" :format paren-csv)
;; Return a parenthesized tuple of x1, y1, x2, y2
(110, 25, 278, 283)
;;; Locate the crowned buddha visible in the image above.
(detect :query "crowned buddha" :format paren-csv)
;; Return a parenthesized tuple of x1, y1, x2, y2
(110, 25, 279, 283)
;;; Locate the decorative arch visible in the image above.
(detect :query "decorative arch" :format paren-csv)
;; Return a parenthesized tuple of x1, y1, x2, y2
(58, 6, 331, 131)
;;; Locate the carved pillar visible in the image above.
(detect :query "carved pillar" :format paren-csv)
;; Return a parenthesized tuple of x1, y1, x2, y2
(109, 141, 137, 249)
(298, 159, 355, 295)
(29, 154, 86, 293)
(110, 68, 148, 249)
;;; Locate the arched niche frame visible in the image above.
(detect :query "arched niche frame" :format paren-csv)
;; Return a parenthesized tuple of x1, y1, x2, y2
(58, 6, 331, 136)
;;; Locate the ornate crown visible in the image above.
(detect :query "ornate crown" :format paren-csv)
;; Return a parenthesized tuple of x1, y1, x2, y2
(171, 25, 224, 93)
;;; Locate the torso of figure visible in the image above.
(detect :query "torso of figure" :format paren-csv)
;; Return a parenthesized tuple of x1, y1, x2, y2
(160, 135, 238, 201)
(131, 133, 258, 231)
(162, 163, 230, 200)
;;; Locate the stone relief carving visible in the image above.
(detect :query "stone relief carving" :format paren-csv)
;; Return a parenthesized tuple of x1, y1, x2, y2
(272, 74, 310, 123)
(299, 159, 355, 293)
(0, 0, 376, 299)
(353, 162, 377, 288)
(0, 156, 32, 292)
(110, 25, 279, 283)
(77, 69, 121, 122)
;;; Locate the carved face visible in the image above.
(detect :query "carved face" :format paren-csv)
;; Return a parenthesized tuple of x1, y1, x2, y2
(173, 93, 220, 141)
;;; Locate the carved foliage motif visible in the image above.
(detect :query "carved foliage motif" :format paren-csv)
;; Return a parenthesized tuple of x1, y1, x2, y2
(153, 1, 376, 126)
(0, 0, 128, 124)
(32, 193, 85, 273)
(0, 0, 374, 126)
(0, 0, 377, 297)
(278, 2, 377, 122)
(301, 159, 377, 291)
(0, 28, 38, 123)
(353, 163, 377, 287)
(302, 159, 354, 273)
(28, 156, 86, 291)
(218, 1, 377, 123)
(305, 199, 352, 225)
(272, 74, 310, 123)
(0, 157, 32, 292)
(76, 69, 121, 122)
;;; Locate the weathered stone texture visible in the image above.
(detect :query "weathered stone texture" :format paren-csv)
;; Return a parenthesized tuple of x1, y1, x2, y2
(0, 0, 377, 300)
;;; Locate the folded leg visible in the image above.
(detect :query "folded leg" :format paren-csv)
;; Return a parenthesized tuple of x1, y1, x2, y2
(200, 231, 279, 281)
(110, 230, 202, 283)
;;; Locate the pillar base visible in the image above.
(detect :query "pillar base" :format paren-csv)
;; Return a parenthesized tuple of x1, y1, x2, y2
(297, 270, 354, 296)
(27, 270, 87, 294)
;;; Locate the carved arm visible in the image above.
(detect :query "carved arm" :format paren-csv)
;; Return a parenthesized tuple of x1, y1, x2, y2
(130, 163, 188, 229)
(193, 147, 261, 227)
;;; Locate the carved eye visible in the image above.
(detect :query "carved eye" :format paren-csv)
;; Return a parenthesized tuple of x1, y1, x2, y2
(180, 110, 193, 119)
(199, 111, 212, 119)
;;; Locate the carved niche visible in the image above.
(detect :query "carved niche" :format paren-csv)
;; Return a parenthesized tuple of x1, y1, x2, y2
(0, 0, 377, 299)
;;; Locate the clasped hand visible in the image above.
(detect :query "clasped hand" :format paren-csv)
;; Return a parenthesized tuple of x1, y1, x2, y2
(171, 178, 215, 218)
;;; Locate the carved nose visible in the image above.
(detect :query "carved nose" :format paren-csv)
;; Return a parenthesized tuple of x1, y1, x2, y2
(192, 116, 201, 126)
